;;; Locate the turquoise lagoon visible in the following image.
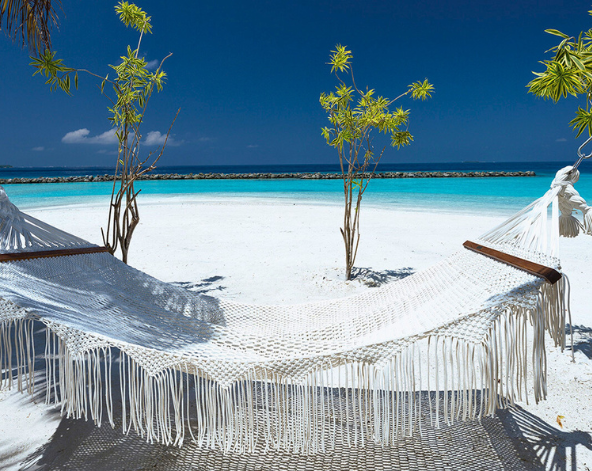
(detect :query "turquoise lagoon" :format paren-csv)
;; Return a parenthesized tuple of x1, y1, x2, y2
(3, 161, 592, 217)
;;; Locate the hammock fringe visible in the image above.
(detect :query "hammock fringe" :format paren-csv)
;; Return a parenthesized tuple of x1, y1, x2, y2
(0, 277, 568, 453)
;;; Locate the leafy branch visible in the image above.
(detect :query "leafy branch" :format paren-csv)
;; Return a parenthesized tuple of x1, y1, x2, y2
(528, 13, 592, 137)
(320, 45, 433, 280)
(30, 1, 177, 263)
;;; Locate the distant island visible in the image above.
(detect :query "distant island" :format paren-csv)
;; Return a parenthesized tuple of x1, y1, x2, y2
(0, 165, 13, 169)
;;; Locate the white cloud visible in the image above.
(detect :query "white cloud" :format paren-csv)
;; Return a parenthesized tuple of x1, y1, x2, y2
(198, 137, 213, 142)
(556, 138, 567, 142)
(62, 128, 118, 145)
(62, 128, 181, 148)
(32, 146, 44, 151)
(144, 131, 167, 146)
(145, 59, 159, 70)
(247, 144, 259, 148)
(143, 130, 182, 147)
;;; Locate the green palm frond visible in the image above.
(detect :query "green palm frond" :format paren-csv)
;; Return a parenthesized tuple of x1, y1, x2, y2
(529, 8, 592, 137)
(328, 44, 352, 74)
(115, 1, 152, 34)
(570, 107, 592, 137)
(391, 130, 413, 149)
(409, 79, 434, 101)
(528, 61, 585, 101)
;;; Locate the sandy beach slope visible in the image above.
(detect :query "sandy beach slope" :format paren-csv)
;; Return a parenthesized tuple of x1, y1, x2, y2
(0, 197, 591, 470)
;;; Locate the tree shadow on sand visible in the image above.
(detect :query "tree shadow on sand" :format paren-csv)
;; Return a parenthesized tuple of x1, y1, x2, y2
(171, 275, 227, 295)
(566, 324, 592, 359)
(488, 405, 592, 471)
(351, 267, 415, 287)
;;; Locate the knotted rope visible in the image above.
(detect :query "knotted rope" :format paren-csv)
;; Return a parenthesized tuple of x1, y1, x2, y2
(551, 166, 592, 238)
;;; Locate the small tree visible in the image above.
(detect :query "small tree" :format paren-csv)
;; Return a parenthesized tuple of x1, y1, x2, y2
(30, 2, 179, 263)
(320, 45, 433, 280)
(528, 9, 592, 141)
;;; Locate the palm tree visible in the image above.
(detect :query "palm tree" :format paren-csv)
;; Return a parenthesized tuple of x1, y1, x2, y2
(0, 0, 61, 54)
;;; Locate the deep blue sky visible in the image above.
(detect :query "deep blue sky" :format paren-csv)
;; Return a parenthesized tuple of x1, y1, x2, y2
(2, 0, 591, 167)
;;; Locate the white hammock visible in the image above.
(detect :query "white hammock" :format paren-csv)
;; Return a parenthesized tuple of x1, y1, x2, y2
(0, 166, 590, 453)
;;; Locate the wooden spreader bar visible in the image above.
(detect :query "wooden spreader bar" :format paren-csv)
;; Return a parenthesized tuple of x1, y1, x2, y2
(0, 246, 111, 263)
(463, 240, 562, 285)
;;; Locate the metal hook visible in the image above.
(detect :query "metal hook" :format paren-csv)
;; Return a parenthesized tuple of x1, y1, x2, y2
(573, 135, 592, 171)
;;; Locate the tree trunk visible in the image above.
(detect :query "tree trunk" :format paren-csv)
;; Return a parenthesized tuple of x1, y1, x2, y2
(342, 174, 355, 281)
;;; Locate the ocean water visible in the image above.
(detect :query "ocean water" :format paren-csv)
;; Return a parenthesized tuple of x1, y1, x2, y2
(2, 161, 591, 216)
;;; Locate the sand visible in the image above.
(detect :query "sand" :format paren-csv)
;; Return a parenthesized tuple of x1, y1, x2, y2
(1, 196, 591, 470)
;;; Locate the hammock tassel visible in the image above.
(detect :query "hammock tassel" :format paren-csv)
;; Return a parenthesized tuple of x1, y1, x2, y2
(554, 166, 592, 238)
(559, 214, 582, 238)
(583, 209, 592, 235)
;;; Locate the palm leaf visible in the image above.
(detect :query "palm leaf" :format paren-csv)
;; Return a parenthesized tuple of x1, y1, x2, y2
(0, 0, 62, 54)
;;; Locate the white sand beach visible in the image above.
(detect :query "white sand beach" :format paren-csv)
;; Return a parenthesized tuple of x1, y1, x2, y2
(1, 197, 591, 470)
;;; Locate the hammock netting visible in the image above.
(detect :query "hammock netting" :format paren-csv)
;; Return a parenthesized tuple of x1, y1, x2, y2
(0, 166, 590, 454)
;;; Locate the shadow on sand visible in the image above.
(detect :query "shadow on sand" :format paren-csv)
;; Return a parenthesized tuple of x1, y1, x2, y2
(172, 275, 227, 295)
(351, 267, 415, 287)
(567, 324, 592, 360)
(18, 383, 592, 471)
(493, 405, 592, 471)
